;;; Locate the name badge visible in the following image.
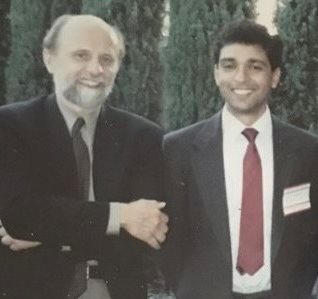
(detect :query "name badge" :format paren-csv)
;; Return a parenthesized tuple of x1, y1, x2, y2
(283, 183, 311, 216)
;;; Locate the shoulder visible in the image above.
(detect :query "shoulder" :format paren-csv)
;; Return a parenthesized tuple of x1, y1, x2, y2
(164, 115, 216, 149)
(104, 104, 164, 137)
(163, 118, 213, 165)
(0, 95, 48, 127)
(273, 115, 318, 146)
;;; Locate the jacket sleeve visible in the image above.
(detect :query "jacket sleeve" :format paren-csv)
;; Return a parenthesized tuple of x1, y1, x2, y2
(160, 133, 190, 292)
(0, 125, 110, 250)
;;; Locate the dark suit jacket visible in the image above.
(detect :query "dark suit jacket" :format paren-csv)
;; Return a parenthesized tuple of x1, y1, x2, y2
(162, 111, 318, 299)
(0, 94, 164, 299)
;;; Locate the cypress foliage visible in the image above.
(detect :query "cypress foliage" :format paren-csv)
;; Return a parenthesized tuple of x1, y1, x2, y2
(164, 0, 257, 130)
(5, 0, 82, 104)
(50, 0, 82, 20)
(5, 0, 52, 103)
(0, 0, 10, 106)
(81, 0, 111, 17)
(82, 0, 165, 125)
(273, 0, 318, 132)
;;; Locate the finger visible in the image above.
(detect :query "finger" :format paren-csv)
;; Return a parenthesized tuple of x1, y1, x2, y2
(0, 226, 7, 237)
(160, 223, 169, 235)
(160, 213, 169, 223)
(157, 202, 166, 209)
(2, 235, 13, 246)
(137, 199, 156, 204)
(11, 239, 41, 250)
(147, 237, 161, 250)
(153, 224, 168, 241)
(10, 240, 42, 251)
(157, 220, 169, 234)
(154, 232, 166, 243)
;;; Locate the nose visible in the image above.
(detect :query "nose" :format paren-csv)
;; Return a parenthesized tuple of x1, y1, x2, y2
(234, 66, 248, 83)
(86, 58, 104, 75)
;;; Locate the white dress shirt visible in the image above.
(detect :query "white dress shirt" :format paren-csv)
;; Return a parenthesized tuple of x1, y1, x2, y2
(56, 95, 116, 299)
(222, 105, 274, 293)
(56, 96, 120, 234)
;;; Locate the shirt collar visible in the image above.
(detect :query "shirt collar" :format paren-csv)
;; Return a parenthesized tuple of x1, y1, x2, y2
(56, 94, 102, 138)
(222, 104, 272, 142)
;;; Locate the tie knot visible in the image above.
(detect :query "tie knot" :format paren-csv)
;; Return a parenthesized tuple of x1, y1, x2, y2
(72, 118, 85, 136)
(242, 128, 258, 143)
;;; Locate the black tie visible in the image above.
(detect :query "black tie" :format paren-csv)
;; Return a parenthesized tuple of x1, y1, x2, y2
(68, 117, 90, 298)
(72, 117, 90, 202)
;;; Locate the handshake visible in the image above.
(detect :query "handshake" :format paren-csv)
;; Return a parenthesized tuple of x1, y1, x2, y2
(0, 199, 169, 251)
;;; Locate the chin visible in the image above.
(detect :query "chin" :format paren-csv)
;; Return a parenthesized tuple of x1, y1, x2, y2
(79, 97, 106, 110)
(76, 88, 106, 107)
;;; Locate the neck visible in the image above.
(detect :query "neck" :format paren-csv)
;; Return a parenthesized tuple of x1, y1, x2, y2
(226, 106, 267, 127)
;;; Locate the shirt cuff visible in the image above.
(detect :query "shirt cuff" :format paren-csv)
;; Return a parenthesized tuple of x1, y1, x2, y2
(106, 202, 120, 235)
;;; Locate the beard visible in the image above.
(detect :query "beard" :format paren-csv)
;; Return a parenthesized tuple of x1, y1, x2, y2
(63, 81, 114, 110)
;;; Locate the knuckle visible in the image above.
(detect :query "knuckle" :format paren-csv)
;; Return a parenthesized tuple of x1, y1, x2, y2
(10, 245, 18, 251)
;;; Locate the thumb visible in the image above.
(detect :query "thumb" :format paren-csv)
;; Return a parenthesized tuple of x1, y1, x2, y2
(157, 202, 166, 209)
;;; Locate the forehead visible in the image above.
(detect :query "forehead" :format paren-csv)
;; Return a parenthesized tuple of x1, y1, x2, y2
(56, 18, 118, 57)
(219, 43, 269, 64)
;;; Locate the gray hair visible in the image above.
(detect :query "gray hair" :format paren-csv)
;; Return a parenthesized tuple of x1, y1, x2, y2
(42, 15, 72, 52)
(42, 14, 125, 61)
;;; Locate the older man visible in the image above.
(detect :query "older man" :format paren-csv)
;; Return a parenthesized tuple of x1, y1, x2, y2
(0, 14, 168, 299)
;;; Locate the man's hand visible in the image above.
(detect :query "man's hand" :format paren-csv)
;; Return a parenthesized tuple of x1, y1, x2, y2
(120, 199, 169, 249)
(0, 221, 42, 251)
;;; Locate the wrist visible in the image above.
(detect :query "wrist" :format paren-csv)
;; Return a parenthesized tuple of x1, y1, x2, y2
(119, 203, 128, 228)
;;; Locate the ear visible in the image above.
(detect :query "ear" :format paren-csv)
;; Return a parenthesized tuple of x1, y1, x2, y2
(271, 67, 281, 89)
(214, 64, 220, 86)
(42, 49, 54, 74)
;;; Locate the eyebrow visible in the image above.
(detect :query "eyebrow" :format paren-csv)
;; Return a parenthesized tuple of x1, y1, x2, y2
(218, 58, 268, 66)
(248, 59, 268, 66)
(219, 58, 235, 64)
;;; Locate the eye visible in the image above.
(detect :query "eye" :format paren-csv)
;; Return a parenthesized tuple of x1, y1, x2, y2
(248, 61, 267, 72)
(220, 63, 236, 71)
(73, 51, 89, 61)
(251, 64, 263, 71)
(100, 55, 114, 66)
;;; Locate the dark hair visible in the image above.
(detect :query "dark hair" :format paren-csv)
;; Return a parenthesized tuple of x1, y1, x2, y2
(213, 19, 283, 70)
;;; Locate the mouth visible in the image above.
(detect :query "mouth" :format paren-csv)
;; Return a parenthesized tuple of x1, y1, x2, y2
(232, 89, 253, 95)
(78, 79, 104, 88)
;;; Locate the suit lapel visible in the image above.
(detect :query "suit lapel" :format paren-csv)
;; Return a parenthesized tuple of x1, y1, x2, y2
(271, 116, 297, 265)
(44, 95, 78, 196)
(191, 112, 232, 267)
(93, 105, 126, 202)
(189, 113, 299, 268)
(45, 99, 127, 202)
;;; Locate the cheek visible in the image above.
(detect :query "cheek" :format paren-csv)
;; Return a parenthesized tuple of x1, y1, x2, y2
(61, 61, 84, 79)
(105, 66, 119, 80)
(217, 79, 231, 91)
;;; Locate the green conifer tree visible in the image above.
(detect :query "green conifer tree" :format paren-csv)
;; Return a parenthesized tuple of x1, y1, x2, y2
(0, 0, 10, 105)
(5, 0, 82, 104)
(273, 0, 318, 132)
(82, 0, 165, 124)
(50, 0, 82, 21)
(164, 0, 257, 130)
(5, 0, 52, 103)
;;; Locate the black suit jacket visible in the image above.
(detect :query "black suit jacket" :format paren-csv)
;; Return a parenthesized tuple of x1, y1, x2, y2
(0, 94, 164, 299)
(162, 111, 318, 299)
